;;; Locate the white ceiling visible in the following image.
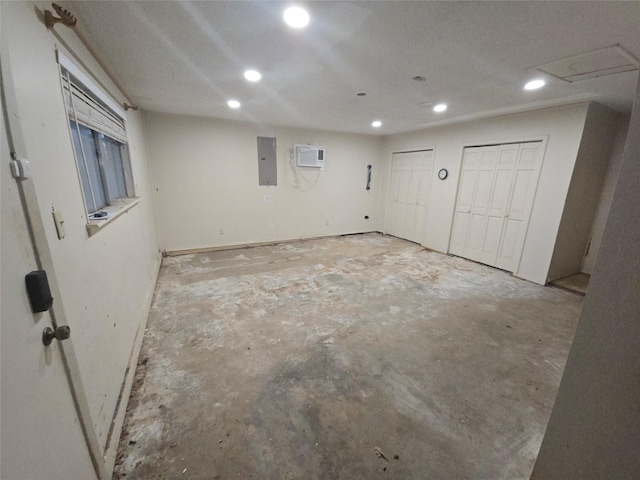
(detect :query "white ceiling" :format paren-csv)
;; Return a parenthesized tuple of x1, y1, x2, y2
(65, 1, 640, 135)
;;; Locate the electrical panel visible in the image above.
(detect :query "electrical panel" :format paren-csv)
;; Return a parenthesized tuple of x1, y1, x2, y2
(257, 136, 277, 186)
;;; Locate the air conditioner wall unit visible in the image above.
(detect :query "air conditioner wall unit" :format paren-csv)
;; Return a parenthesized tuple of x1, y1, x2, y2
(294, 144, 325, 169)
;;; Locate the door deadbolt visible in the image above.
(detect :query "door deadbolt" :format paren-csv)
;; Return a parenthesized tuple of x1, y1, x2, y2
(42, 325, 71, 346)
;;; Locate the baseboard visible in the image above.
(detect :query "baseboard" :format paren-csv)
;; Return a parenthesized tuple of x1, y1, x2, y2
(102, 251, 163, 476)
(165, 231, 382, 257)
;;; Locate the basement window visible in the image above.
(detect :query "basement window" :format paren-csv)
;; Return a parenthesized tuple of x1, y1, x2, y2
(58, 52, 137, 233)
(67, 122, 132, 213)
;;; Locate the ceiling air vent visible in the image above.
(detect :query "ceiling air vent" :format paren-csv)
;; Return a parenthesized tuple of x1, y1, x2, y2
(537, 44, 639, 82)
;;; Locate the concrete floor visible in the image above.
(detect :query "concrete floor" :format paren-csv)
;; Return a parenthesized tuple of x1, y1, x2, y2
(550, 272, 591, 296)
(113, 233, 582, 480)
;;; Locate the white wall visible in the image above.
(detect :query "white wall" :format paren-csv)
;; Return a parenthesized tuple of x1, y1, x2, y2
(547, 103, 619, 281)
(382, 104, 590, 284)
(1, 1, 160, 473)
(144, 111, 383, 252)
(531, 68, 640, 480)
(581, 113, 631, 274)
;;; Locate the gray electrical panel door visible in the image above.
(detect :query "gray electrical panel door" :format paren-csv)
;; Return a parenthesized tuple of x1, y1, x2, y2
(257, 136, 277, 186)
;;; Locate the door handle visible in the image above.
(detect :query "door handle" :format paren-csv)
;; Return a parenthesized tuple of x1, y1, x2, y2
(42, 325, 71, 346)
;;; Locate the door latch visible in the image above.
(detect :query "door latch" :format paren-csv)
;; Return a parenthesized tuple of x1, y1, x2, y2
(42, 325, 71, 346)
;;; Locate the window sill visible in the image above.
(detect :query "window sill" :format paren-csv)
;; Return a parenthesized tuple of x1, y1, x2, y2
(86, 197, 142, 236)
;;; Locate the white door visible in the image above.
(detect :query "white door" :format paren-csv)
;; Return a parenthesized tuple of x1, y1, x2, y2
(450, 148, 483, 258)
(386, 150, 434, 244)
(495, 143, 544, 272)
(479, 144, 519, 265)
(450, 142, 542, 273)
(461, 145, 501, 263)
(1, 83, 98, 480)
(450, 145, 504, 262)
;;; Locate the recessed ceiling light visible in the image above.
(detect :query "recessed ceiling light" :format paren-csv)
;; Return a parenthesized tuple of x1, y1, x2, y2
(433, 103, 447, 113)
(372, 120, 382, 128)
(284, 6, 309, 28)
(244, 70, 262, 82)
(524, 79, 546, 90)
(227, 100, 240, 109)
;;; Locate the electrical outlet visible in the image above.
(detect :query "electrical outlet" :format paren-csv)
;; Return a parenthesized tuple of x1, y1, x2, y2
(263, 195, 271, 203)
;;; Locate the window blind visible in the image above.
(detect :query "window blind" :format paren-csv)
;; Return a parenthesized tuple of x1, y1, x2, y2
(61, 70, 127, 144)
(57, 50, 127, 143)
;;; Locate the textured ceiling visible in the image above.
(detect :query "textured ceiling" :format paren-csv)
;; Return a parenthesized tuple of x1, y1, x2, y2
(65, 1, 640, 135)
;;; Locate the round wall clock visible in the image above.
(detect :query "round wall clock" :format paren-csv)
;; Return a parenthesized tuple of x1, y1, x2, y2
(438, 168, 448, 180)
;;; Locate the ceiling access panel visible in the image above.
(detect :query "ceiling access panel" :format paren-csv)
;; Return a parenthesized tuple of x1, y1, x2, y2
(537, 45, 639, 83)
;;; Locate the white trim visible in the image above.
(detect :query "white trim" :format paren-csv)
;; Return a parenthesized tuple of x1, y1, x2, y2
(86, 197, 142, 236)
(57, 50, 125, 119)
(459, 134, 547, 149)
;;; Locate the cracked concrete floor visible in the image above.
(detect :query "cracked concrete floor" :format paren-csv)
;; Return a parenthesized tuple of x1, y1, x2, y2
(113, 233, 582, 480)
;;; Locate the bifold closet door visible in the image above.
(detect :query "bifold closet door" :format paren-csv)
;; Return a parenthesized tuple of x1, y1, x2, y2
(494, 143, 543, 272)
(450, 142, 542, 272)
(387, 150, 434, 244)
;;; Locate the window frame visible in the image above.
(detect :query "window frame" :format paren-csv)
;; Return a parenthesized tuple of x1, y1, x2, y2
(57, 51, 139, 234)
